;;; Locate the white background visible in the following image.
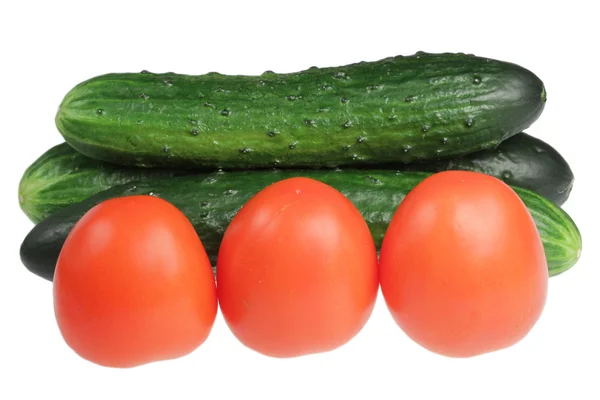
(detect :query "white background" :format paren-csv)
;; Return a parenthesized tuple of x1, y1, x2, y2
(1, 1, 598, 399)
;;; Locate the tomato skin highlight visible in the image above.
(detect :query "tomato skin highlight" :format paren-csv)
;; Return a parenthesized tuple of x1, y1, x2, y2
(53, 195, 217, 368)
(217, 177, 379, 358)
(379, 171, 548, 358)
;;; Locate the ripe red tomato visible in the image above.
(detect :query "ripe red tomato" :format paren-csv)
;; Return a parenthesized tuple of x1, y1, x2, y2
(54, 195, 217, 368)
(379, 171, 548, 358)
(217, 177, 379, 358)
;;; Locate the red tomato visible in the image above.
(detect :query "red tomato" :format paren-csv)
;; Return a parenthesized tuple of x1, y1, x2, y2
(379, 171, 548, 358)
(217, 177, 379, 358)
(54, 195, 217, 368)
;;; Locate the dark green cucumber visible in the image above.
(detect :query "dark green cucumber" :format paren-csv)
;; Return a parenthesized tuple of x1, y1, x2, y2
(18, 142, 187, 223)
(18, 132, 573, 224)
(401, 132, 574, 205)
(56, 52, 546, 169)
(20, 170, 581, 282)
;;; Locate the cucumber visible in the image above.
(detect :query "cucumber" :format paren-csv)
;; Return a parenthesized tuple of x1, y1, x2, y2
(20, 170, 581, 282)
(18, 142, 187, 223)
(55, 52, 546, 169)
(18, 132, 574, 224)
(401, 132, 574, 205)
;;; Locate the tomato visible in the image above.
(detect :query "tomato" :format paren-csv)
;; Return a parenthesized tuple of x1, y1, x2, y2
(379, 171, 548, 358)
(216, 177, 379, 358)
(54, 195, 217, 368)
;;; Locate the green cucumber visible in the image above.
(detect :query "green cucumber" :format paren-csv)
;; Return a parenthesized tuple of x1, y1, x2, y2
(20, 170, 581, 282)
(401, 132, 574, 205)
(19, 132, 572, 224)
(18, 142, 187, 223)
(55, 52, 546, 169)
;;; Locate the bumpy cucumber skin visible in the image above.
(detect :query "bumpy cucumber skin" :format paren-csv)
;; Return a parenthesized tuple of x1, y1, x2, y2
(513, 186, 582, 276)
(20, 170, 581, 282)
(19, 132, 573, 224)
(18, 143, 186, 223)
(55, 52, 546, 169)
(402, 133, 574, 205)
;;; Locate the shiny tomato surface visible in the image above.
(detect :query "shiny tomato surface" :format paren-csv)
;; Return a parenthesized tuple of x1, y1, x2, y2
(54, 195, 217, 368)
(217, 177, 379, 358)
(379, 171, 548, 357)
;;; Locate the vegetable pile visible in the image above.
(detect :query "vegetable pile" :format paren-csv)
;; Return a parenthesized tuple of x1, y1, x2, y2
(18, 51, 582, 367)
